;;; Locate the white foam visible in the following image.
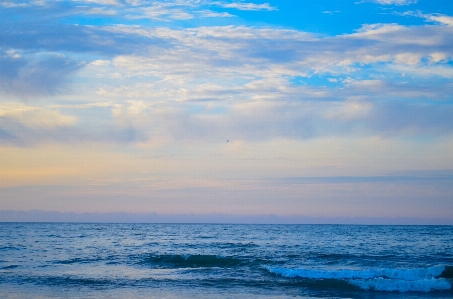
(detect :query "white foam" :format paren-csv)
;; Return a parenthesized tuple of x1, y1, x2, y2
(264, 266, 445, 280)
(264, 266, 451, 292)
(264, 266, 377, 279)
(349, 277, 451, 292)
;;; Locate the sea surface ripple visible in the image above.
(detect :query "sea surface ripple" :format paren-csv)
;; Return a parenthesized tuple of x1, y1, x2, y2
(0, 223, 452, 298)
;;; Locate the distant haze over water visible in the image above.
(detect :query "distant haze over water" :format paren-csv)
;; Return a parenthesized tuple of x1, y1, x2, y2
(1, 210, 452, 225)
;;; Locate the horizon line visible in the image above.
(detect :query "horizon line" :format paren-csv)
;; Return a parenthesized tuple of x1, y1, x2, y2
(1, 210, 452, 225)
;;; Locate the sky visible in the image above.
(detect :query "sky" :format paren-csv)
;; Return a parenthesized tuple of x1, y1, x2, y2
(1, 0, 453, 223)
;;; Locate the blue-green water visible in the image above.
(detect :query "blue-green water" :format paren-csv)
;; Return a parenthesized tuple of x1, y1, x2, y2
(1, 223, 452, 298)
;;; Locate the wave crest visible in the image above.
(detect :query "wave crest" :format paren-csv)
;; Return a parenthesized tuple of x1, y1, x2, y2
(349, 277, 451, 292)
(264, 265, 452, 292)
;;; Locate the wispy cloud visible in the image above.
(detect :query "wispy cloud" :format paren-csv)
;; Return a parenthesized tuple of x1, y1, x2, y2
(138, 4, 195, 20)
(361, 0, 418, 5)
(213, 1, 276, 11)
(79, 0, 122, 5)
(0, 51, 83, 97)
(1, 0, 452, 219)
(199, 9, 235, 18)
(322, 10, 340, 15)
(0, 103, 78, 145)
(0, 102, 77, 128)
(83, 7, 118, 15)
(2, 14, 451, 142)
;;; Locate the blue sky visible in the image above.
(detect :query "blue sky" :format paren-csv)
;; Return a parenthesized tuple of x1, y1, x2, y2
(1, 0, 452, 223)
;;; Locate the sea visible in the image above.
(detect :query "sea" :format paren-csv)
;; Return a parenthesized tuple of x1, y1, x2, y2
(0, 223, 452, 299)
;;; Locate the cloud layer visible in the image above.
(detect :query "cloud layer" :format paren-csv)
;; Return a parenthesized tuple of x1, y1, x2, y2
(1, 0, 452, 220)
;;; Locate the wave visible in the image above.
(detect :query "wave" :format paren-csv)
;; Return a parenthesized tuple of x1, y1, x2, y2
(53, 257, 107, 265)
(139, 254, 243, 268)
(264, 265, 452, 292)
(0, 245, 26, 251)
(349, 277, 451, 292)
(442, 266, 453, 278)
(0, 265, 18, 270)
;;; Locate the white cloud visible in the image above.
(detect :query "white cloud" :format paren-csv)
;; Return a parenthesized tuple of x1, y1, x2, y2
(124, 0, 145, 5)
(6, 50, 21, 59)
(351, 23, 447, 46)
(429, 52, 448, 63)
(0, 1, 28, 8)
(400, 11, 453, 27)
(366, 0, 417, 5)
(342, 79, 446, 99)
(2, 0, 453, 219)
(3, 5, 453, 145)
(84, 7, 118, 15)
(388, 63, 453, 79)
(324, 97, 373, 121)
(0, 102, 77, 128)
(199, 9, 235, 18)
(48, 102, 119, 109)
(78, 20, 452, 123)
(0, 51, 83, 97)
(424, 14, 453, 27)
(393, 53, 423, 65)
(213, 1, 276, 11)
(140, 5, 194, 20)
(323, 11, 340, 15)
(79, 0, 121, 5)
(89, 59, 112, 67)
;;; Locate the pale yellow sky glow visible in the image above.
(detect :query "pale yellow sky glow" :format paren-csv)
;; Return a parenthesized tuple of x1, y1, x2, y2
(2, 136, 452, 218)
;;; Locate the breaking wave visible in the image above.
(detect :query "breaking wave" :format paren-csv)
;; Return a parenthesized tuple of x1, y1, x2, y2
(264, 265, 452, 292)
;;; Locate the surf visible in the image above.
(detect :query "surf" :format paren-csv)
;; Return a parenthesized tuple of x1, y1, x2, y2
(264, 265, 452, 292)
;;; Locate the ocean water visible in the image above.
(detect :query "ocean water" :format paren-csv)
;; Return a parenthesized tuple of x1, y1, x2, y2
(0, 223, 452, 299)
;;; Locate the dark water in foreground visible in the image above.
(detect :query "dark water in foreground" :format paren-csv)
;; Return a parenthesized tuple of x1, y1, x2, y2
(0, 223, 452, 298)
